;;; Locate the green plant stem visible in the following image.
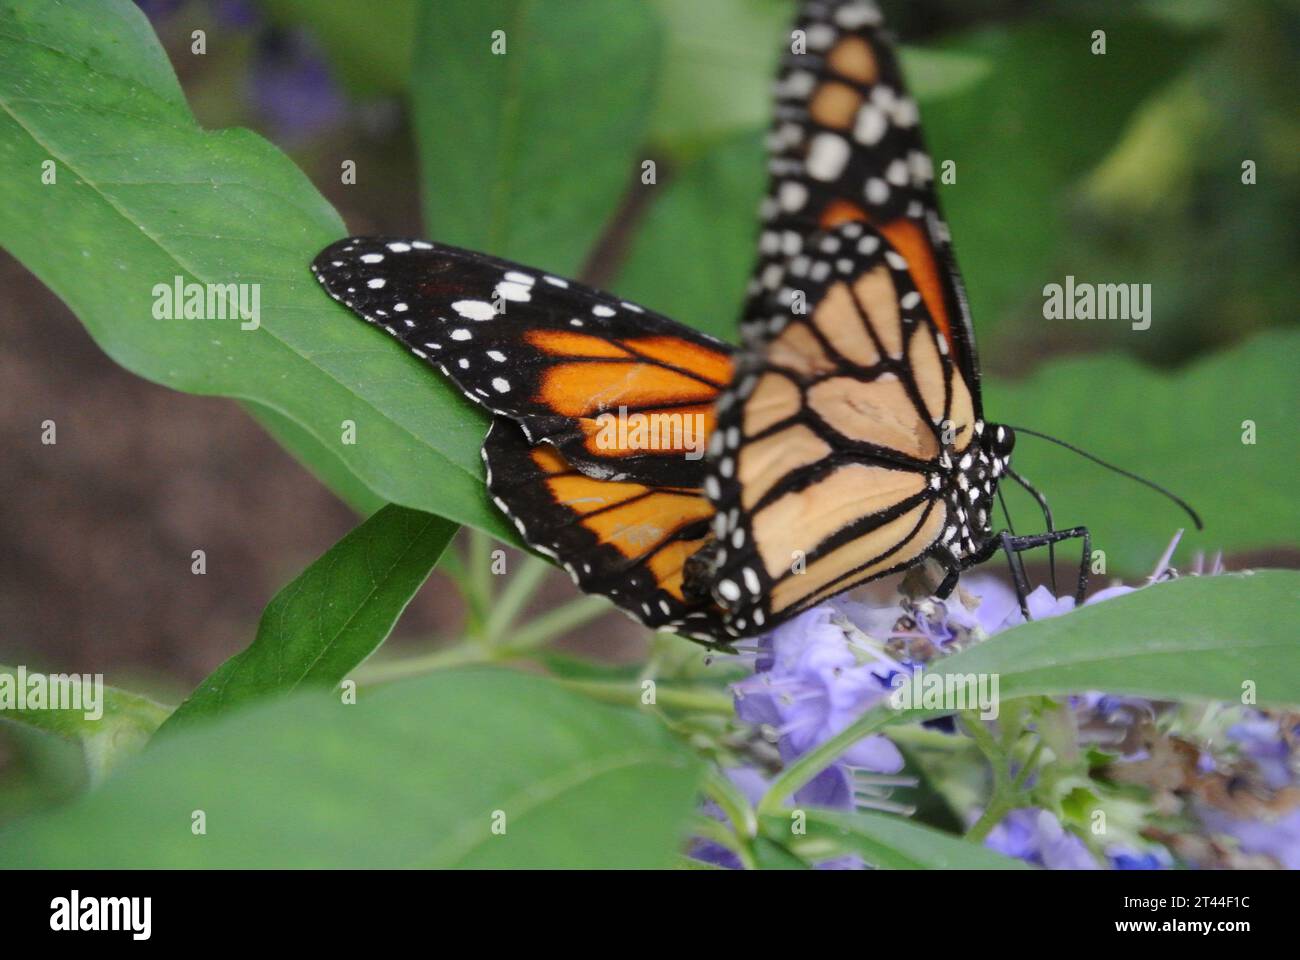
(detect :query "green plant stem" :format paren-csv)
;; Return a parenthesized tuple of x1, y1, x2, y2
(703, 765, 758, 839)
(352, 593, 613, 687)
(1013, 738, 1045, 791)
(963, 711, 1017, 843)
(437, 544, 467, 590)
(351, 644, 491, 685)
(464, 529, 495, 639)
(689, 814, 756, 870)
(757, 703, 896, 815)
(559, 679, 734, 715)
(495, 594, 611, 655)
(484, 554, 552, 642)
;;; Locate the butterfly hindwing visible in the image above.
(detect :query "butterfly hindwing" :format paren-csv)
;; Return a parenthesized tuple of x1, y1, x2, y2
(698, 220, 981, 635)
(482, 418, 726, 641)
(312, 238, 734, 486)
(748, 0, 982, 411)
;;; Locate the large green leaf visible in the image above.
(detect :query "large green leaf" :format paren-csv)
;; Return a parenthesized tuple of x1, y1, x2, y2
(0, 0, 510, 538)
(1, 668, 704, 868)
(934, 570, 1300, 708)
(413, 0, 663, 276)
(243, 401, 386, 515)
(760, 810, 1027, 869)
(160, 505, 456, 734)
(987, 329, 1298, 572)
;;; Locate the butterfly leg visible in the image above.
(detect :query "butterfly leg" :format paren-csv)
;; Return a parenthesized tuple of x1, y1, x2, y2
(999, 527, 1091, 619)
(930, 548, 963, 599)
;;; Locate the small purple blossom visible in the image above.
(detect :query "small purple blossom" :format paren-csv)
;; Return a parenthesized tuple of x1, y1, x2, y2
(135, 0, 259, 29)
(252, 30, 348, 142)
(733, 606, 904, 803)
(1106, 846, 1171, 869)
(985, 808, 1100, 869)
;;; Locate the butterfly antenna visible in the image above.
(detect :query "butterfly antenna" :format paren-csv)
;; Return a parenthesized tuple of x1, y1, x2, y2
(1004, 424, 1203, 530)
(1007, 468, 1058, 594)
(996, 486, 1030, 592)
(997, 485, 1018, 536)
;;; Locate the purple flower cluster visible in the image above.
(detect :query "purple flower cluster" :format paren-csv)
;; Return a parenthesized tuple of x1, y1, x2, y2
(716, 532, 1291, 870)
(731, 605, 918, 809)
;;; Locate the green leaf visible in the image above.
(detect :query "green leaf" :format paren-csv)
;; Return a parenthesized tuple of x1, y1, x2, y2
(243, 401, 386, 516)
(924, 20, 1204, 348)
(647, 0, 787, 152)
(0, 666, 169, 785)
(1, 669, 704, 868)
(0, 0, 512, 538)
(161, 505, 455, 733)
(933, 570, 1300, 708)
(760, 810, 1027, 869)
(615, 133, 765, 342)
(987, 329, 1299, 572)
(412, 0, 663, 276)
(751, 836, 810, 870)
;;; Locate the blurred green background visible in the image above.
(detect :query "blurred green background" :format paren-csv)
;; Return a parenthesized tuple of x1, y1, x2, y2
(0, 0, 1296, 826)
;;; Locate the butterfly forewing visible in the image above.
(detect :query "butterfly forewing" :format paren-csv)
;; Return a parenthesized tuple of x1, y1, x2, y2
(312, 238, 734, 487)
(699, 220, 980, 635)
(748, 0, 982, 408)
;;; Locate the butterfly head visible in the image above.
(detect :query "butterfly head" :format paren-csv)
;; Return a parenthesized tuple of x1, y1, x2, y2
(942, 420, 1015, 559)
(988, 421, 1016, 463)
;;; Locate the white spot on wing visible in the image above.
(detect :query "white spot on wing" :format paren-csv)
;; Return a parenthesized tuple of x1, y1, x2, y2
(452, 300, 495, 321)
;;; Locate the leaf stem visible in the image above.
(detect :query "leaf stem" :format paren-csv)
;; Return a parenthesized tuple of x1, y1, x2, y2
(962, 710, 1016, 843)
(703, 765, 758, 839)
(353, 594, 614, 686)
(351, 644, 490, 684)
(688, 814, 756, 871)
(464, 529, 495, 639)
(484, 553, 552, 643)
(558, 678, 734, 715)
(494, 594, 611, 655)
(1013, 738, 1045, 791)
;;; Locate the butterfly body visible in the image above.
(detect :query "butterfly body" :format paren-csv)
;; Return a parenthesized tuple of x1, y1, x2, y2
(312, 0, 1051, 645)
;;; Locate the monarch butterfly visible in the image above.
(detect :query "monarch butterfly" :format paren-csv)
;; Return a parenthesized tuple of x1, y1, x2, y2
(312, 0, 1196, 645)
